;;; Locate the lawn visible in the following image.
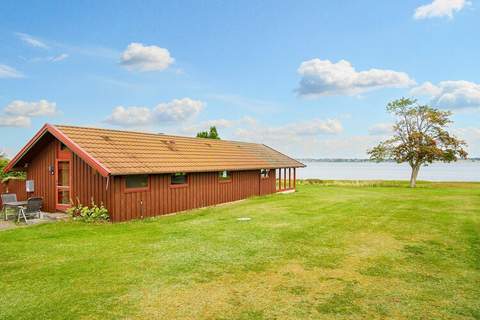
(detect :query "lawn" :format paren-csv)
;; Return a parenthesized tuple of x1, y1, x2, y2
(1, 181, 479, 319)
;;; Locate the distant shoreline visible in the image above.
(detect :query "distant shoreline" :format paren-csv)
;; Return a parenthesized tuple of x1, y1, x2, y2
(295, 160, 480, 181)
(297, 158, 480, 163)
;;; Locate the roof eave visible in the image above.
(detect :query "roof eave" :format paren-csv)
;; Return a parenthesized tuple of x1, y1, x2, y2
(3, 124, 50, 174)
(3, 124, 111, 178)
(109, 164, 306, 176)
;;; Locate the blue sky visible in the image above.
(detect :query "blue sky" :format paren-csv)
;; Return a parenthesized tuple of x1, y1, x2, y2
(1, 0, 479, 158)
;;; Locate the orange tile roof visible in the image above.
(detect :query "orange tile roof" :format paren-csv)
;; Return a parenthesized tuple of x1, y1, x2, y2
(54, 125, 305, 175)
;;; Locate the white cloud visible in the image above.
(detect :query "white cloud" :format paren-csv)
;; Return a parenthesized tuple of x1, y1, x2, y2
(0, 115, 31, 127)
(15, 32, 49, 49)
(409, 81, 442, 97)
(299, 135, 381, 158)
(121, 114, 382, 158)
(50, 54, 69, 62)
(14, 32, 67, 63)
(207, 94, 279, 113)
(205, 119, 235, 128)
(4, 100, 57, 117)
(154, 98, 204, 122)
(454, 127, 480, 156)
(105, 106, 153, 127)
(235, 118, 343, 142)
(410, 80, 480, 110)
(290, 119, 343, 135)
(455, 127, 480, 140)
(29, 55, 69, 63)
(56, 43, 119, 60)
(120, 42, 174, 72)
(297, 58, 415, 97)
(230, 119, 391, 158)
(0, 64, 23, 78)
(179, 116, 258, 136)
(0, 146, 14, 158)
(414, 0, 470, 19)
(369, 123, 394, 135)
(105, 98, 204, 127)
(178, 117, 343, 146)
(0, 100, 57, 128)
(178, 119, 234, 136)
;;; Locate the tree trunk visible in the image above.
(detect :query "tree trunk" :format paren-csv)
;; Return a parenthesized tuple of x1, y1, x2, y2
(409, 164, 420, 188)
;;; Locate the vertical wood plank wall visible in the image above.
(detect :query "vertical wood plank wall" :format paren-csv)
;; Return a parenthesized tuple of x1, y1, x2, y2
(24, 138, 286, 222)
(0, 180, 28, 205)
(26, 140, 56, 212)
(69, 154, 278, 222)
(108, 169, 277, 222)
(71, 153, 111, 209)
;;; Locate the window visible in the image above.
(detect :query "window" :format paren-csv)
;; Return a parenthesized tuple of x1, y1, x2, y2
(219, 170, 231, 181)
(260, 169, 269, 178)
(125, 175, 149, 190)
(171, 173, 187, 185)
(58, 189, 70, 205)
(56, 160, 71, 209)
(57, 161, 70, 187)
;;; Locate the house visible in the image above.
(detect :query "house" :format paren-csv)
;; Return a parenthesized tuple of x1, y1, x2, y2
(4, 124, 305, 222)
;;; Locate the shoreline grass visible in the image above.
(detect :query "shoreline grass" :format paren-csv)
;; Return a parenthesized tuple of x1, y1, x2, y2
(296, 179, 480, 188)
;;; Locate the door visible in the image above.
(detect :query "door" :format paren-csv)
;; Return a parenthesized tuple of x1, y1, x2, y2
(55, 142, 71, 211)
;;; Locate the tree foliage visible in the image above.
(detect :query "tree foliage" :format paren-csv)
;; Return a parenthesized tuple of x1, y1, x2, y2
(368, 98, 468, 187)
(0, 154, 26, 183)
(196, 126, 220, 139)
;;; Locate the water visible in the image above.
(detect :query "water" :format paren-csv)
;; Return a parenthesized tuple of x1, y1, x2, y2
(297, 160, 480, 182)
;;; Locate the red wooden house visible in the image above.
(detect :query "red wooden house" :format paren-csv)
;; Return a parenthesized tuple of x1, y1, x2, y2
(4, 124, 305, 222)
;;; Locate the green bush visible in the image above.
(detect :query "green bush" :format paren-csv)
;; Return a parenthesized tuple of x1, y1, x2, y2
(0, 157, 26, 183)
(67, 200, 109, 222)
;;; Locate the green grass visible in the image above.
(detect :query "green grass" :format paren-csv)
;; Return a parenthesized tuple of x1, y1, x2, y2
(1, 181, 479, 319)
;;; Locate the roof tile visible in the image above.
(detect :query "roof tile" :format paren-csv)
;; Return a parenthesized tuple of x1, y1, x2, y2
(55, 125, 305, 175)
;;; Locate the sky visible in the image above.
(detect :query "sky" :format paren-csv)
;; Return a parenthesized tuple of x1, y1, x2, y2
(1, 0, 479, 158)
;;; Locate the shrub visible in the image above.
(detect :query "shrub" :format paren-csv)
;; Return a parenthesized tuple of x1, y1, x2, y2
(67, 199, 110, 222)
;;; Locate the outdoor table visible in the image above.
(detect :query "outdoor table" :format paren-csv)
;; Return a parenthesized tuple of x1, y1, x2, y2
(2, 201, 28, 221)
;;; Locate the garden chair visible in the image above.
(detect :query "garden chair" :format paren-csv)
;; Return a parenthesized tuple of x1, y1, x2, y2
(18, 197, 43, 223)
(1, 193, 17, 221)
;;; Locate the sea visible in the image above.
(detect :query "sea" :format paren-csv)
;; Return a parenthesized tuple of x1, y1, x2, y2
(297, 160, 480, 182)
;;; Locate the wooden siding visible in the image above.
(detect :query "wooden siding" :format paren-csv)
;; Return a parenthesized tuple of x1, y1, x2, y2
(71, 153, 111, 209)
(24, 137, 282, 221)
(26, 140, 56, 212)
(68, 154, 277, 221)
(0, 180, 28, 206)
(107, 170, 277, 222)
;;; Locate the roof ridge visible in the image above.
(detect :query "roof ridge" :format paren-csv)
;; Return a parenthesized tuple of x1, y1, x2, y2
(54, 124, 262, 146)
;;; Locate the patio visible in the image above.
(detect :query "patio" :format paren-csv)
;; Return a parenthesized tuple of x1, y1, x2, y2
(0, 211, 69, 231)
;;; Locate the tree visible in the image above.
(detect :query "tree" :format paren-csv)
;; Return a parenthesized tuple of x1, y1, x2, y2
(196, 126, 220, 139)
(0, 154, 25, 183)
(368, 98, 468, 188)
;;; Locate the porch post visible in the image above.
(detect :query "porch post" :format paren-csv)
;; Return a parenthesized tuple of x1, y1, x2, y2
(278, 168, 282, 191)
(294, 168, 296, 190)
(288, 168, 291, 189)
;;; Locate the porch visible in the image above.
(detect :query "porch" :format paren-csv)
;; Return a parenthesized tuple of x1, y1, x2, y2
(0, 211, 69, 231)
(276, 167, 296, 193)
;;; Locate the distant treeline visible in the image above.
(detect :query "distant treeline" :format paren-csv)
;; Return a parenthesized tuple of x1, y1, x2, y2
(298, 158, 480, 163)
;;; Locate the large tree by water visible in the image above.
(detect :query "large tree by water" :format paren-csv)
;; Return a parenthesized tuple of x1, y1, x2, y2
(368, 98, 468, 188)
